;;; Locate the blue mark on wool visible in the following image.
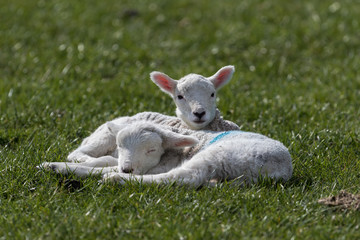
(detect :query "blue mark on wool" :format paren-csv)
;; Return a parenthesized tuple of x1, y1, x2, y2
(207, 130, 244, 146)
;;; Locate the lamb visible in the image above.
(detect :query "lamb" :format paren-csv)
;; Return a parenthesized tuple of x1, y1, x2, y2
(105, 122, 293, 187)
(41, 122, 293, 187)
(67, 66, 239, 164)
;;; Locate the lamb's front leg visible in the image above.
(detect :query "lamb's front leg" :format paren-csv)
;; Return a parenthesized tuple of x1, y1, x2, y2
(77, 156, 118, 167)
(39, 162, 119, 177)
(103, 163, 214, 187)
(67, 124, 116, 162)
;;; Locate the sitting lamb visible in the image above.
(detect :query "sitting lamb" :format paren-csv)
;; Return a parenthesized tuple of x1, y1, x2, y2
(67, 66, 239, 164)
(41, 122, 292, 187)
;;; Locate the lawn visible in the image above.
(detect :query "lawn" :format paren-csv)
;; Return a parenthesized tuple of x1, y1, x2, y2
(1, 0, 360, 239)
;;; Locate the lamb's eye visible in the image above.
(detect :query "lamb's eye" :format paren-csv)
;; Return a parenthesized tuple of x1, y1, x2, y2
(177, 95, 184, 100)
(147, 149, 156, 154)
(211, 93, 215, 97)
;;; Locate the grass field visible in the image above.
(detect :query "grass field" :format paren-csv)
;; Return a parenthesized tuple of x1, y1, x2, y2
(1, 0, 360, 239)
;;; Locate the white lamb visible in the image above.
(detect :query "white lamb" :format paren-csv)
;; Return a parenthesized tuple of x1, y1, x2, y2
(106, 122, 293, 186)
(67, 66, 239, 165)
(41, 122, 293, 187)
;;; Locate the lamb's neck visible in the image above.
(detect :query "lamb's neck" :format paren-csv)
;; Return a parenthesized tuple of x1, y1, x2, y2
(205, 109, 222, 129)
(203, 109, 239, 131)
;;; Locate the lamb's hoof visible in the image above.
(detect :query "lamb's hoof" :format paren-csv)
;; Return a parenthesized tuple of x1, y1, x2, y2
(37, 162, 64, 175)
(37, 162, 54, 171)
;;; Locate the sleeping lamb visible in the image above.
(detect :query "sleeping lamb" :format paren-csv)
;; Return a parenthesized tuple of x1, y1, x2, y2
(106, 122, 293, 186)
(41, 122, 292, 187)
(67, 66, 239, 164)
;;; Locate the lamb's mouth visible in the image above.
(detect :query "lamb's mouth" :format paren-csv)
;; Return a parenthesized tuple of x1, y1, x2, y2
(193, 120, 206, 124)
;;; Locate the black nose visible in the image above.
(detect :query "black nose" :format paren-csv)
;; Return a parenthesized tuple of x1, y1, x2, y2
(193, 111, 206, 119)
(122, 167, 133, 173)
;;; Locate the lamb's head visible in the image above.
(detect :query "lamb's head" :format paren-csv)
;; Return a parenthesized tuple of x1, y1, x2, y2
(107, 122, 198, 174)
(150, 65, 235, 130)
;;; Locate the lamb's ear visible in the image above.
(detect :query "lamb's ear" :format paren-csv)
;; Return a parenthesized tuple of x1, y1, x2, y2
(208, 65, 235, 90)
(155, 129, 199, 149)
(164, 134, 199, 149)
(150, 71, 177, 96)
(107, 122, 126, 135)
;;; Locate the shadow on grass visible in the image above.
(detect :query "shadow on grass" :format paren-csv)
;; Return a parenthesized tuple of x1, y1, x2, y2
(58, 178, 84, 192)
(35, 166, 314, 195)
(286, 175, 314, 188)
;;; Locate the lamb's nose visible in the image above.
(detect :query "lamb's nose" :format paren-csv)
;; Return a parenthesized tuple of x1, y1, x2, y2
(193, 111, 206, 119)
(122, 167, 133, 173)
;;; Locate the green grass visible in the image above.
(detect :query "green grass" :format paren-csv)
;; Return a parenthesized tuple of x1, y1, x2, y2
(1, 0, 360, 239)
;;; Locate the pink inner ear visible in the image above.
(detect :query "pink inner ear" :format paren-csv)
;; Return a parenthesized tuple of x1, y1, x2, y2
(154, 74, 173, 92)
(215, 68, 232, 88)
(175, 139, 196, 147)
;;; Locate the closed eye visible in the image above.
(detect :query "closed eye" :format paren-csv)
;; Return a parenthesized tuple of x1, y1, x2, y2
(147, 149, 157, 154)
